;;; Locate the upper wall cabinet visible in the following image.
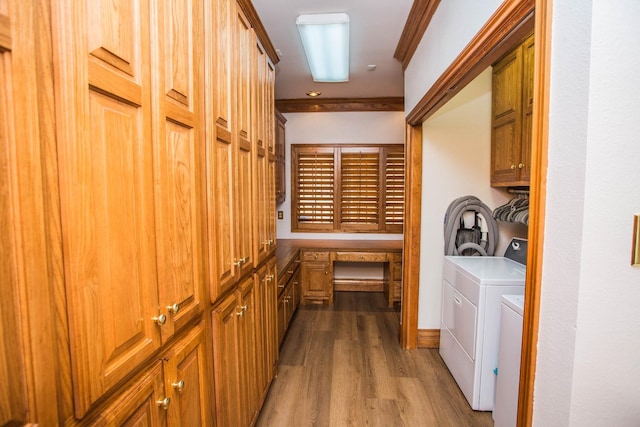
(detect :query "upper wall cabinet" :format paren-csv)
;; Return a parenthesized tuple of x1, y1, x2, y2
(490, 34, 535, 187)
(52, 0, 205, 416)
(275, 110, 287, 204)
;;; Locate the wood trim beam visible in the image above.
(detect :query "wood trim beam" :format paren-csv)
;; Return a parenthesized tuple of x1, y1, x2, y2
(393, 0, 441, 70)
(236, 0, 279, 64)
(417, 329, 440, 348)
(401, 123, 422, 350)
(406, 0, 535, 125)
(518, 1, 550, 425)
(275, 97, 404, 113)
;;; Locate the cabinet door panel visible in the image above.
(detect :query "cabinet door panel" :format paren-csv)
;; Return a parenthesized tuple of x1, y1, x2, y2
(209, 0, 237, 302)
(154, 0, 204, 341)
(209, 136, 237, 301)
(0, 39, 28, 425)
(520, 35, 535, 183)
(88, 362, 167, 426)
(239, 277, 258, 425)
(213, 0, 233, 138)
(212, 293, 242, 427)
(56, 0, 159, 416)
(235, 141, 254, 277)
(491, 48, 522, 185)
(164, 323, 211, 427)
(235, 9, 252, 145)
(301, 261, 332, 301)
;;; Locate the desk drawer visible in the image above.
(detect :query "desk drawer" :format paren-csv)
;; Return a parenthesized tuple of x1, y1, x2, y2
(334, 251, 388, 262)
(301, 251, 330, 261)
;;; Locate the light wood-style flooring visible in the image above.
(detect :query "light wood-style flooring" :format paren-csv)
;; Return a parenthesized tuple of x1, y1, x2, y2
(257, 292, 493, 426)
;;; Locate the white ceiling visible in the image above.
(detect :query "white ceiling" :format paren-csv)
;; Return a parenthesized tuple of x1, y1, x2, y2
(252, 0, 413, 100)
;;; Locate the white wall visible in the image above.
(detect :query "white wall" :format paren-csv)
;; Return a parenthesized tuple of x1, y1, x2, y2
(276, 111, 405, 241)
(534, 1, 640, 426)
(404, 0, 503, 112)
(419, 68, 527, 329)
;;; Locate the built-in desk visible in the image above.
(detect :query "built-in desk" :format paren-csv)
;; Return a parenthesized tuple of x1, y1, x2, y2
(275, 239, 403, 307)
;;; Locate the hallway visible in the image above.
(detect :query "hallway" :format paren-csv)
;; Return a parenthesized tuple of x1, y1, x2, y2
(257, 292, 493, 426)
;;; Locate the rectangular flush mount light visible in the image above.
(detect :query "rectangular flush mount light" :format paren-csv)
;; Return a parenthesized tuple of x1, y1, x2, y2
(296, 13, 350, 83)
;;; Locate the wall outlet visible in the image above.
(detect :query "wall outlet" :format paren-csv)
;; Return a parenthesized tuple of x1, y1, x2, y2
(277, 211, 284, 220)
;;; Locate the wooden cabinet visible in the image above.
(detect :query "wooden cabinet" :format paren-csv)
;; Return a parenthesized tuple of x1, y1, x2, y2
(6, 0, 278, 423)
(163, 324, 213, 426)
(275, 110, 287, 204)
(83, 323, 211, 426)
(300, 251, 333, 304)
(255, 257, 278, 399)
(209, 0, 259, 302)
(277, 253, 300, 344)
(211, 275, 262, 427)
(491, 33, 535, 187)
(252, 38, 276, 266)
(234, 7, 256, 280)
(384, 252, 403, 307)
(53, 0, 206, 416)
(211, 292, 243, 427)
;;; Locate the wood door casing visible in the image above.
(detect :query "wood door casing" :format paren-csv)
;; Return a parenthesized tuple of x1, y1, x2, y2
(54, 0, 161, 416)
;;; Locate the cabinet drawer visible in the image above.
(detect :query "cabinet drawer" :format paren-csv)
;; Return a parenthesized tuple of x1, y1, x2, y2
(301, 251, 330, 261)
(334, 251, 387, 262)
(278, 256, 300, 290)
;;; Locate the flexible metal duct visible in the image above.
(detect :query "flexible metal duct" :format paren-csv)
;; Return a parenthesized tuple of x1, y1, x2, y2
(443, 195, 499, 256)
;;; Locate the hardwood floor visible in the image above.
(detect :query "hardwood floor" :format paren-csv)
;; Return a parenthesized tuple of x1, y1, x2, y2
(257, 291, 494, 426)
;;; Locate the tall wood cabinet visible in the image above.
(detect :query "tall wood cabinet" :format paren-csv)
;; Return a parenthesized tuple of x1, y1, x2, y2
(275, 110, 287, 204)
(490, 33, 535, 187)
(53, 0, 206, 416)
(300, 251, 334, 304)
(2, 0, 279, 425)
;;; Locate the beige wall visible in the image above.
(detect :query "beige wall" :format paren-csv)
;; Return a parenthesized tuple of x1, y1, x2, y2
(419, 68, 527, 329)
(276, 110, 405, 241)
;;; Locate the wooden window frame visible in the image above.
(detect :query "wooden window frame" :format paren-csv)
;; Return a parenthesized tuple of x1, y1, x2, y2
(291, 143, 405, 233)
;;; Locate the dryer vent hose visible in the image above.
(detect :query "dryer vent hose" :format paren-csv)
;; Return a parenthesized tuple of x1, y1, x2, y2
(443, 195, 498, 256)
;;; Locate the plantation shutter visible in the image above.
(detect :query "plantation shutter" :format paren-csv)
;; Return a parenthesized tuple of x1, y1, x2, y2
(291, 144, 404, 233)
(384, 148, 405, 231)
(339, 148, 381, 230)
(293, 147, 336, 230)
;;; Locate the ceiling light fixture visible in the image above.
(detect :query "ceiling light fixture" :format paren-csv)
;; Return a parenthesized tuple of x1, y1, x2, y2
(296, 13, 349, 83)
(306, 90, 321, 97)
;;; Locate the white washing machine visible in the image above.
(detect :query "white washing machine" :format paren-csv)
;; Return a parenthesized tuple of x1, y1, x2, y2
(439, 255, 525, 411)
(493, 294, 525, 427)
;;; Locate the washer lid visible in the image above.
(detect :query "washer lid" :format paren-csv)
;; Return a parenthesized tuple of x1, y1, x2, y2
(502, 294, 525, 316)
(445, 256, 526, 285)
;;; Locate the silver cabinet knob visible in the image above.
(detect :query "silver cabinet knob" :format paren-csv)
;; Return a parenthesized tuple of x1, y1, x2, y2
(157, 397, 170, 409)
(167, 303, 180, 314)
(153, 314, 167, 325)
(236, 309, 244, 318)
(172, 380, 185, 392)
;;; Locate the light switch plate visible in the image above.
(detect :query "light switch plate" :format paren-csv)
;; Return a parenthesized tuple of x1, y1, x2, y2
(632, 214, 640, 266)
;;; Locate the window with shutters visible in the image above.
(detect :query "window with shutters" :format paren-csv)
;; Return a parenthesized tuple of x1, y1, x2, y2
(291, 144, 404, 233)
